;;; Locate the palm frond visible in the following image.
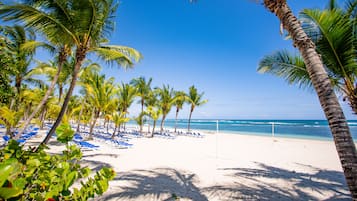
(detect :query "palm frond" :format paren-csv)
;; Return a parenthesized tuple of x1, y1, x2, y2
(300, 9, 357, 83)
(258, 50, 313, 89)
(92, 45, 142, 68)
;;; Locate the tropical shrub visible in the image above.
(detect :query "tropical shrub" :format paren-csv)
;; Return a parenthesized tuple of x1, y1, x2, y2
(0, 124, 115, 200)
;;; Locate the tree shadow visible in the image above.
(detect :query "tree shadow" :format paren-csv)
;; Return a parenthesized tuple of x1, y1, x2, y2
(98, 168, 209, 201)
(80, 159, 114, 172)
(203, 162, 351, 200)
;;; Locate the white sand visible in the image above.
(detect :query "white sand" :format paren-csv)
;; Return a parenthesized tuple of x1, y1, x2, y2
(3, 129, 355, 200)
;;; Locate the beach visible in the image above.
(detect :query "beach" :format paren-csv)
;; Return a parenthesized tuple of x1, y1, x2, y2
(20, 128, 353, 201)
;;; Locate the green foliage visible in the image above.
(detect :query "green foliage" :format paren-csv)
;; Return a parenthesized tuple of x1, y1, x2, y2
(56, 123, 75, 143)
(0, 125, 115, 200)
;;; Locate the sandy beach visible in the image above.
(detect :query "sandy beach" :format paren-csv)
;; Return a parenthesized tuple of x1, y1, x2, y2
(14, 128, 351, 201)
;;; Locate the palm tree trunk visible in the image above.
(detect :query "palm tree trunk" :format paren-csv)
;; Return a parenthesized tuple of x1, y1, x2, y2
(160, 114, 166, 132)
(89, 110, 100, 139)
(112, 124, 117, 139)
(174, 108, 179, 133)
(187, 109, 193, 132)
(15, 52, 66, 139)
(140, 99, 144, 133)
(76, 103, 84, 132)
(58, 84, 63, 103)
(40, 48, 86, 145)
(151, 120, 156, 137)
(264, 0, 357, 198)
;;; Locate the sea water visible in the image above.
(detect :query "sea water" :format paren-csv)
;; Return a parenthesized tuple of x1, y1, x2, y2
(138, 119, 357, 141)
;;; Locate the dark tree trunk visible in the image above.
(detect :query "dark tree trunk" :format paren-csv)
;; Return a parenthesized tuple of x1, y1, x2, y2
(40, 47, 86, 145)
(264, 0, 357, 198)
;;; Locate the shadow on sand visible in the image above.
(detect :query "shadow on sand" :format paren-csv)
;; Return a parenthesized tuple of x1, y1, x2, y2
(204, 162, 351, 201)
(95, 163, 351, 201)
(98, 168, 208, 201)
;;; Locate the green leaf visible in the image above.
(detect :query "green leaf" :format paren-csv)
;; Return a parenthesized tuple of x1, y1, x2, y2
(56, 123, 75, 143)
(26, 158, 41, 167)
(13, 178, 27, 189)
(65, 171, 78, 189)
(0, 158, 17, 187)
(0, 187, 22, 199)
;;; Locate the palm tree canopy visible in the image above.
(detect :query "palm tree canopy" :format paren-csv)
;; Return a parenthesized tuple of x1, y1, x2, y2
(173, 90, 188, 110)
(0, 0, 142, 67)
(156, 85, 175, 115)
(259, 1, 357, 96)
(187, 85, 207, 110)
(117, 82, 137, 114)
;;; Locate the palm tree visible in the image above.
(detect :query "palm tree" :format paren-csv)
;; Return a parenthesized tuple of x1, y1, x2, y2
(130, 77, 152, 133)
(263, 0, 357, 198)
(0, 29, 16, 105)
(0, 0, 142, 144)
(0, 25, 42, 108)
(173, 91, 188, 132)
(187, 85, 207, 131)
(111, 112, 130, 139)
(84, 73, 116, 139)
(259, 2, 357, 113)
(117, 82, 137, 130)
(146, 106, 161, 137)
(156, 85, 175, 132)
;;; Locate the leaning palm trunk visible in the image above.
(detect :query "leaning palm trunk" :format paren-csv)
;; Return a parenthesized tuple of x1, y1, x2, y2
(41, 48, 86, 145)
(15, 51, 67, 139)
(160, 114, 167, 132)
(89, 110, 100, 139)
(151, 120, 157, 137)
(264, 0, 357, 198)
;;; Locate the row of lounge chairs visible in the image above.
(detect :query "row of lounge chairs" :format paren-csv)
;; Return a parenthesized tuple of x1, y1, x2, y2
(1, 126, 40, 145)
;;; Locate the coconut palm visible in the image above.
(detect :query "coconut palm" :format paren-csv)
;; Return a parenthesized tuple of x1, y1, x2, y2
(0, 0, 142, 144)
(0, 25, 43, 109)
(259, 2, 357, 114)
(84, 73, 116, 139)
(0, 29, 16, 105)
(146, 106, 161, 137)
(111, 112, 130, 139)
(173, 91, 188, 132)
(130, 77, 152, 133)
(187, 85, 207, 131)
(156, 85, 175, 132)
(263, 0, 357, 197)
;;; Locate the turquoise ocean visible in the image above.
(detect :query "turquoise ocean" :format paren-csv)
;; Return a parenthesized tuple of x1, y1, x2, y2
(139, 119, 357, 141)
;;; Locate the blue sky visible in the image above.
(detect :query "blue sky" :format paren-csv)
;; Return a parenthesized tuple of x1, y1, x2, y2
(8, 0, 352, 120)
(97, 0, 356, 120)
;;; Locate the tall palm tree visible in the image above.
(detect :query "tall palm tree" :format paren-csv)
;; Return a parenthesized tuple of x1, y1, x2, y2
(117, 82, 137, 130)
(156, 85, 175, 132)
(259, 2, 357, 113)
(173, 91, 188, 132)
(187, 85, 207, 131)
(84, 73, 116, 139)
(263, 0, 357, 198)
(0, 0, 142, 144)
(130, 77, 152, 133)
(0, 25, 42, 108)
